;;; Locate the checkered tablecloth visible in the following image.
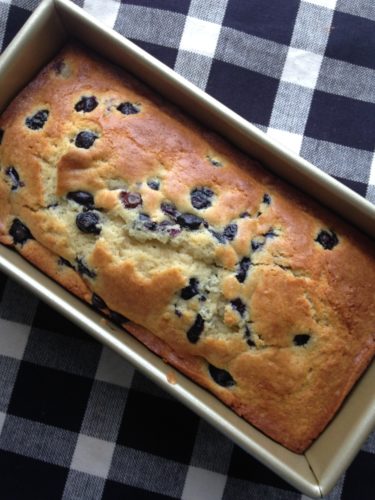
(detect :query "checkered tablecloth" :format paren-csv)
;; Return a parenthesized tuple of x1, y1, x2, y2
(0, 1, 374, 499)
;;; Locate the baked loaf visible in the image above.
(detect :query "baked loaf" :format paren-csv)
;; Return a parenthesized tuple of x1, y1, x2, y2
(0, 44, 374, 453)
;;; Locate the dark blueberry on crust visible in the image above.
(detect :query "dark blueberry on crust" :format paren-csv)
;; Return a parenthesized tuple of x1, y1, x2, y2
(6, 167, 24, 191)
(161, 201, 180, 221)
(169, 227, 182, 237)
(181, 278, 199, 300)
(76, 211, 101, 235)
(263, 193, 271, 204)
(117, 102, 140, 115)
(240, 211, 250, 218)
(75, 131, 98, 149)
(25, 109, 49, 130)
(109, 310, 129, 325)
(76, 258, 96, 278)
(316, 230, 339, 250)
(244, 325, 256, 347)
(174, 307, 182, 318)
(190, 187, 214, 209)
(208, 364, 235, 387)
(0, 129, 3, 144)
(169, 228, 182, 237)
(9, 219, 33, 245)
(209, 229, 226, 244)
(177, 213, 203, 230)
(236, 257, 251, 283)
(223, 223, 238, 241)
(52, 59, 65, 74)
(187, 314, 204, 343)
(161, 204, 204, 232)
(58, 257, 74, 268)
(75, 96, 98, 113)
(147, 179, 160, 190)
(231, 298, 246, 317)
(120, 191, 142, 209)
(139, 213, 157, 231)
(67, 191, 94, 207)
(159, 220, 181, 237)
(207, 156, 223, 167)
(159, 220, 174, 228)
(264, 229, 277, 239)
(251, 230, 275, 251)
(251, 237, 265, 252)
(293, 334, 311, 346)
(92, 293, 107, 310)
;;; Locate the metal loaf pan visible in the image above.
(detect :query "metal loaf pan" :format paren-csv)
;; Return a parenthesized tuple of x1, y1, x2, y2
(0, 0, 373, 496)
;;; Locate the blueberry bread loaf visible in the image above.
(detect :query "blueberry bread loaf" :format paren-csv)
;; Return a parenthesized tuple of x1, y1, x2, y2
(0, 44, 374, 453)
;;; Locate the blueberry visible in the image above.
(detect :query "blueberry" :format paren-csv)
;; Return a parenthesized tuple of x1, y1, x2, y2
(293, 334, 310, 346)
(76, 258, 96, 278)
(158, 220, 181, 237)
(181, 278, 199, 300)
(58, 257, 74, 268)
(191, 187, 214, 209)
(263, 193, 271, 204)
(75, 131, 98, 149)
(316, 230, 339, 250)
(147, 179, 160, 190)
(158, 220, 179, 236)
(239, 211, 250, 218)
(159, 220, 174, 228)
(52, 59, 66, 75)
(25, 109, 49, 130)
(208, 364, 235, 387)
(92, 293, 107, 310)
(139, 213, 157, 231)
(109, 310, 129, 325)
(0, 129, 3, 144)
(236, 257, 251, 283)
(161, 201, 180, 221)
(169, 228, 182, 237)
(177, 213, 203, 230)
(67, 191, 94, 207)
(251, 237, 265, 252)
(117, 102, 139, 115)
(120, 191, 142, 209)
(76, 211, 101, 234)
(244, 325, 256, 347)
(6, 167, 23, 191)
(174, 307, 182, 318)
(169, 228, 182, 238)
(9, 219, 33, 245)
(264, 229, 276, 238)
(209, 229, 226, 244)
(187, 314, 204, 343)
(207, 156, 223, 167)
(223, 223, 237, 241)
(75, 96, 98, 113)
(231, 298, 246, 317)
(251, 230, 276, 252)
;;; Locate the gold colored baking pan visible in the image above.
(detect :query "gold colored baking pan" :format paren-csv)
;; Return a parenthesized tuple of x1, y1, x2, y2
(0, 0, 373, 496)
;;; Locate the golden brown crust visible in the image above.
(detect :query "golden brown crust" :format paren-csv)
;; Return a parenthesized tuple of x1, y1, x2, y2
(0, 43, 374, 453)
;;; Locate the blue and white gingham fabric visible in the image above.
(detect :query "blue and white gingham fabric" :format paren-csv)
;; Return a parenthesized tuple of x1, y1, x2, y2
(0, 1, 374, 499)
